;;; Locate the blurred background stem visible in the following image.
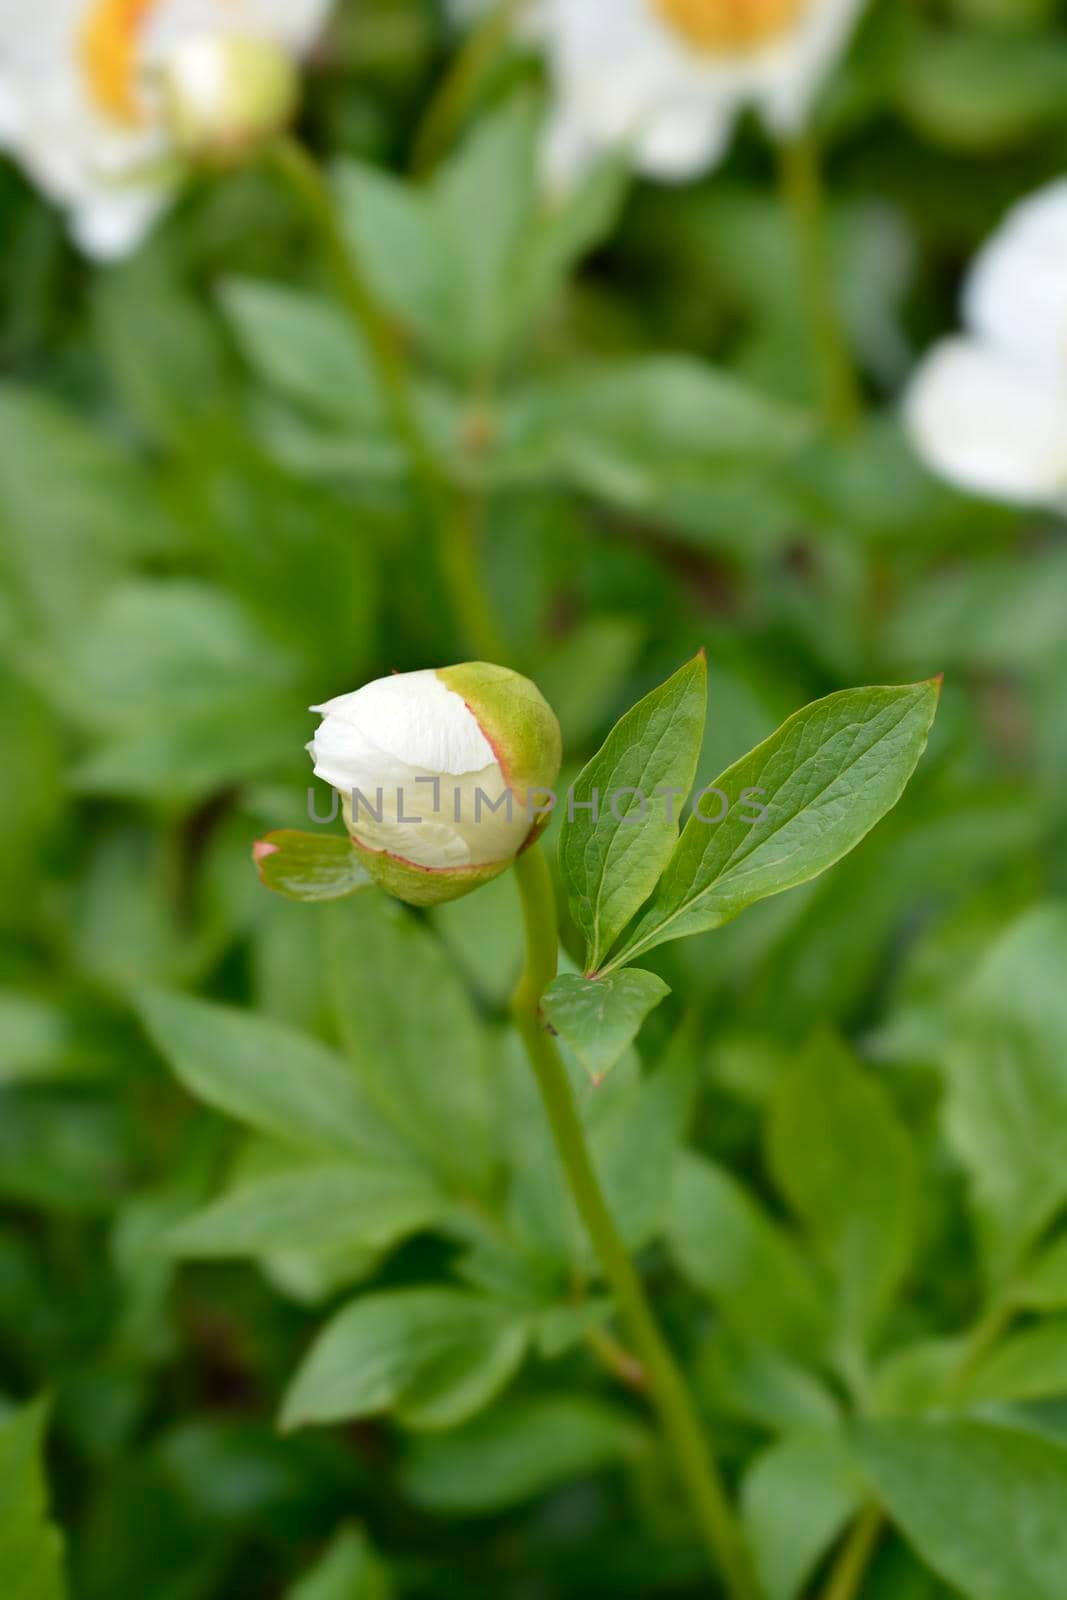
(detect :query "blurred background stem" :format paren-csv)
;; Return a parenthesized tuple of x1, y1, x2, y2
(411, 0, 522, 175)
(776, 130, 861, 436)
(270, 136, 506, 662)
(510, 842, 763, 1600)
(820, 1504, 884, 1600)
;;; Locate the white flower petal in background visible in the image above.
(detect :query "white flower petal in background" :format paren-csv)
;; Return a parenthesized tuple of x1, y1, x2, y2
(633, 96, 734, 181)
(0, 0, 333, 258)
(904, 177, 1067, 509)
(140, 0, 334, 61)
(962, 180, 1067, 382)
(751, 0, 866, 134)
(71, 184, 169, 257)
(535, 0, 867, 186)
(905, 336, 1067, 510)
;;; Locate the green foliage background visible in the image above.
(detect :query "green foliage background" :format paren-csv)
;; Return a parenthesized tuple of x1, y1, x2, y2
(2, 0, 1067, 1595)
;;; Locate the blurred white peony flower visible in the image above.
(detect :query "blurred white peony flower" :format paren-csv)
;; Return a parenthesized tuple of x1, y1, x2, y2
(308, 663, 561, 906)
(532, 0, 867, 185)
(904, 180, 1067, 509)
(0, 0, 333, 258)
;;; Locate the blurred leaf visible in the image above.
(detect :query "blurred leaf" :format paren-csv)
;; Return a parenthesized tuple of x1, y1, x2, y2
(50, 579, 304, 802)
(254, 831, 373, 903)
(0, 996, 70, 1087)
(871, 1338, 962, 1419)
(325, 896, 494, 1193)
(336, 98, 545, 376)
(499, 151, 629, 357)
(532, 616, 646, 748)
(857, 1418, 1067, 1600)
(428, 95, 537, 372)
(559, 653, 707, 973)
(533, 1299, 613, 1359)
(608, 681, 940, 968)
(0, 1089, 130, 1215)
(178, 451, 382, 683)
(93, 251, 234, 446)
(0, 672, 63, 922)
(220, 279, 386, 428)
(767, 1033, 918, 1343)
(961, 1319, 1067, 1405)
(795, 412, 1010, 547)
(586, 1046, 693, 1257)
(428, 869, 523, 1008)
(1013, 1234, 1067, 1312)
(262, 1238, 382, 1309)
(498, 1040, 689, 1267)
(0, 1400, 65, 1600)
(72, 826, 221, 992)
(498, 359, 808, 535)
(169, 1158, 443, 1260)
(897, 28, 1067, 151)
(742, 1427, 863, 1600)
(542, 970, 670, 1082)
(402, 1394, 647, 1515)
(287, 1526, 392, 1600)
(697, 1331, 840, 1433)
(668, 1153, 827, 1356)
(886, 549, 1067, 673)
(152, 1414, 358, 1523)
(332, 161, 439, 353)
(0, 386, 176, 643)
(138, 988, 409, 1162)
(945, 904, 1067, 1278)
(281, 1288, 528, 1431)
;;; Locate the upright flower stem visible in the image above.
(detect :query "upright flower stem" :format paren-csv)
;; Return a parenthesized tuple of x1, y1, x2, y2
(270, 136, 506, 662)
(776, 130, 862, 436)
(510, 842, 762, 1600)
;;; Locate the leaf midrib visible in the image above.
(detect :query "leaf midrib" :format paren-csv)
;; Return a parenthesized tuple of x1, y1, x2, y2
(606, 695, 922, 969)
(585, 692, 696, 970)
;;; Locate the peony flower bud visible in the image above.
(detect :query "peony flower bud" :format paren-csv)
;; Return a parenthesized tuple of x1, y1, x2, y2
(307, 663, 562, 906)
(161, 34, 300, 165)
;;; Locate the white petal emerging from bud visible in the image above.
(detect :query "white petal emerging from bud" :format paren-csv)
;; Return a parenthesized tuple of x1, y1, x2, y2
(307, 666, 560, 882)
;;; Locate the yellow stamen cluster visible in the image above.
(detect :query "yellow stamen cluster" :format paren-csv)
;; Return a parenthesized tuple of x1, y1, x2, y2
(81, 0, 155, 124)
(655, 0, 806, 53)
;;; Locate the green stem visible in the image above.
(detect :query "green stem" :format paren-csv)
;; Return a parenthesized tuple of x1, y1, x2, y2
(820, 1504, 883, 1600)
(776, 131, 861, 436)
(412, 0, 521, 176)
(943, 1288, 1016, 1399)
(439, 490, 507, 665)
(270, 136, 506, 662)
(510, 842, 762, 1600)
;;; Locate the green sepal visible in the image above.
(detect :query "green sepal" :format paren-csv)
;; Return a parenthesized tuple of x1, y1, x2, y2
(253, 830, 373, 901)
(437, 662, 562, 799)
(351, 836, 511, 908)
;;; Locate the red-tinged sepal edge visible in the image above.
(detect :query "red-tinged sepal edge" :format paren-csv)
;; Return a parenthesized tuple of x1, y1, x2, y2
(347, 812, 553, 908)
(252, 830, 373, 902)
